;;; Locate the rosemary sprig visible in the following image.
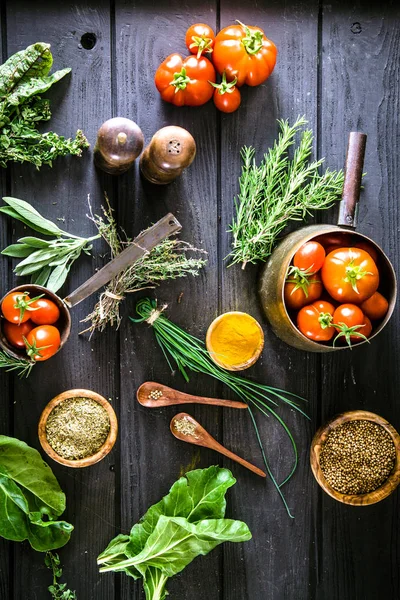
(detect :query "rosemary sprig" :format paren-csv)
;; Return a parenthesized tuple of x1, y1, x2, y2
(131, 298, 309, 518)
(0, 349, 35, 377)
(81, 199, 207, 335)
(45, 552, 76, 600)
(228, 116, 344, 268)
(0, 197, 100, 292)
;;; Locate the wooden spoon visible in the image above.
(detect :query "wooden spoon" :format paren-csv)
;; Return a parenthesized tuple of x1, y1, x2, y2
(137, 382, 248, 409)
(170, 412, 266, 478)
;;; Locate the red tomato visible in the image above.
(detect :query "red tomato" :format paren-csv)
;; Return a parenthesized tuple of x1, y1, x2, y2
(284, 272, 323, 310)
(25, 325, 60, 362)
(297, 300, 335, 342)
(293, 241, 326, 273)
(1, 291, 37, 324)
(213, 21, 277, 87)
(354, 240, 379, 264)
(185, 23, 215, 59)
(29, 298, 60, 325)
(360, 291, 389, 320)
(212, 72, 241, 113)
(2, 320, 34, 349)
(154, 53, 216, 106)
(332, 304, 369, 346)
(314, 232, 354, 250)
(321, 247, 379, 303)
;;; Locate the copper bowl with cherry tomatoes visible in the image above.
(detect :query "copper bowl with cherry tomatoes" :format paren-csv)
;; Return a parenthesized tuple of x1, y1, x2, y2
(258, 226, 396, 352)
(0, 284, 71, 361)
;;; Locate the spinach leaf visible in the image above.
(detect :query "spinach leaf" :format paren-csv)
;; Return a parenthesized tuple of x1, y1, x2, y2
(0, 435, 73, 552)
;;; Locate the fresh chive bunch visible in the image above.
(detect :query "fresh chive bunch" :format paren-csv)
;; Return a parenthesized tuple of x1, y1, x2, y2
(131, 298, 309, 517)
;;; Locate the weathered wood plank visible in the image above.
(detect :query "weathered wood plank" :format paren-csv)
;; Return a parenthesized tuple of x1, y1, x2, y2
(4, 2, 117, 598)
(318, 2, 400, 599)
(219, 3, 321, 599)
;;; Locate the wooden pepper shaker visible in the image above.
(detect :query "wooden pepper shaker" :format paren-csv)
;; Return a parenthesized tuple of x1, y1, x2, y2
(140, 126, 196, 184)
(94, 117, 144, 175)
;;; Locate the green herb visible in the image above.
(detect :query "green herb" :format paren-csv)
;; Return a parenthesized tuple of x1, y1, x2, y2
(98, 466, 251, 600)
(228, 116, 344, 268)
(1, 197, 100, 292)
(0, 349, 35, 377)
(0, 43, 89, 168)
(81, 197, 207, 335)
(131, 298, 309, 518)
(46, 397, 110, 460)
(0, 435, 73, 550)
(45, 552, 77, 600)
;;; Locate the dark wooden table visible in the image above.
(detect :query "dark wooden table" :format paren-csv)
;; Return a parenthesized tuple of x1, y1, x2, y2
(1, 1, 399, 599)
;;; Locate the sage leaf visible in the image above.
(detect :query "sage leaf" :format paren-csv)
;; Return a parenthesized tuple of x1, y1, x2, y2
(16, 247, 59, 267)
(31, 265, 52, 286)
(2, 197, 62, 236)
(1, 243, 32, 258)
(15, 258, 55, 276)
(18, 236, 51, 248)
(46, 262, 70, 293)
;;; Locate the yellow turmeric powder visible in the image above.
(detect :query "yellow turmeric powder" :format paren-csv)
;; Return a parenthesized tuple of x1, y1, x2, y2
(206, 311, 264, 369)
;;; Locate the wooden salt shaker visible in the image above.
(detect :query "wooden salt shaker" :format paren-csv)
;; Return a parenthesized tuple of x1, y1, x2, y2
(140, 126, 196, 184)
(94, 117, 144, 175)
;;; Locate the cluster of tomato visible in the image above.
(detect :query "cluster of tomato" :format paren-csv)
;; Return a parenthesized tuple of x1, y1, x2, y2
(1, 291, 61, 361)
(154, 21, 277, 113)
(284, 237, 389, 346)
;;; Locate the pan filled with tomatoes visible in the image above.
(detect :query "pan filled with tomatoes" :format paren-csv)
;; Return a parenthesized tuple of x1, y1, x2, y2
(259, 132, 396, 352)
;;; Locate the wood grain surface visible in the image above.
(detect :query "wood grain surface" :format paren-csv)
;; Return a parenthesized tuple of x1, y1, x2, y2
(0, 1, 399, 599)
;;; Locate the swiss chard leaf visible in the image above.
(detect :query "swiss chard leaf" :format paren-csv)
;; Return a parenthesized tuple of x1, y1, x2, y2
(6, 69, 71, 108)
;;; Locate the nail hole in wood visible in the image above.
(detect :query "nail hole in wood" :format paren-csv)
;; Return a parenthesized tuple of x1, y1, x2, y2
(351, 22, 362, 34)
(81, 32, 97, 49)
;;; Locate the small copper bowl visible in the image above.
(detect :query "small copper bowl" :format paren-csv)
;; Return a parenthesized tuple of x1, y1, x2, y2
(310, 410, 400, 506)
(38, 388, 118, 468)
(0, 284, 71, 359)
(206, 311, 264, 371)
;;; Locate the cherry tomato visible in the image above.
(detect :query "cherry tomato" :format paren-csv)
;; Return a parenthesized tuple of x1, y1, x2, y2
(332, 304, 369, 346)
(185, 23, 215, 59)
(314, 232, 353, 250)
(321, 247, 379, 303)
(354, 240, 379, 264)
(2, 320, 34, 349)
(1, 291, 37, 324)
(360, 291, 389, 320)
(297, 300, 335, 342)
(29, 298, 60, 325)
(284, 273, 323, 310)
(154, 53, 216, 107)
(213, 21, 277, 87)
(211, 72, 241, 113)
(25, 325, 60, 362)
(293, 241, 326, 273)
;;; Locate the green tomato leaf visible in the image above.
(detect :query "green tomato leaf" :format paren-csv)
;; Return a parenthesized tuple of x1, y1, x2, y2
(2, 197, 62, 236)
(1, 243, 33, 258)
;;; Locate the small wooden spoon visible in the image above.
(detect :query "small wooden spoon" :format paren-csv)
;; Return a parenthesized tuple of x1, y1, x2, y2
(170, 412, 266, 478)
(137, 382, 248, 409)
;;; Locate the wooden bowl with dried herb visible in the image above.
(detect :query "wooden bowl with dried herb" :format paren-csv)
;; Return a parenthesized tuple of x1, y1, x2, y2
(38, 389, 118, 468)
(310, 410, 400, 506)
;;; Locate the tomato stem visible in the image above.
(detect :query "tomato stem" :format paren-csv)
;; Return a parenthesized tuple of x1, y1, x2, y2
(286, 266, 320, 298)
(344, 260, 373, 293)
(209, 71, 237, 95)
(237, 20, 264, 55)
(23, 336, 52, 361)
(170, 68, 191, 92)
(332, 323, 369, 348)
(189, 36, 213, 59)
(13, 292, 44, 323)
(318, 312, 333, 330)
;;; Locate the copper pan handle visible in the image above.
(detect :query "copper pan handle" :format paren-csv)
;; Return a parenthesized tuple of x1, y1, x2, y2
(338, 132, 367, 229)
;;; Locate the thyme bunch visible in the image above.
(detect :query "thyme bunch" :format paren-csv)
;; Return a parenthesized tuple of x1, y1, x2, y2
(81, 199, 207, 335)
(131, 298, 309, 518)
(228, 116, 344, 268)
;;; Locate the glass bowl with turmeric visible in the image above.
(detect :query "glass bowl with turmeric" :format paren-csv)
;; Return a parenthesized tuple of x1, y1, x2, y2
(206, 311, 264, 371)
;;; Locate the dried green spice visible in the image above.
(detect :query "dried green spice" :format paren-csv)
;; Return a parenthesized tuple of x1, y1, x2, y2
(46, 397, 110, 460)
(320, 420, 396, 494)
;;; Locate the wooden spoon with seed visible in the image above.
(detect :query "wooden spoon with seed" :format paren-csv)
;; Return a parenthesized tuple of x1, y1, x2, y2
(137, 382, 248, 409)
(170, 412, 266, 478)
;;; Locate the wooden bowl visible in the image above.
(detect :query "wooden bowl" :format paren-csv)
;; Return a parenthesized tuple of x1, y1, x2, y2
(206, 311, 264, 371)
(38, 389, 118, 468)
(0, 284, 71, 360)
(310, 410, 400, 505)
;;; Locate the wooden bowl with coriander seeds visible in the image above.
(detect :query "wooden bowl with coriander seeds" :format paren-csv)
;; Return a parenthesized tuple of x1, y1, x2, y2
(38, 389, 118, 468)
(310, 410, 400, 506)
(206, 311, 264, 371)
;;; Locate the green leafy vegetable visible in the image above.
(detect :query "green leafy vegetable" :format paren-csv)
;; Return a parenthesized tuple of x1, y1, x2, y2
(228, 116, 344, 268)
(98, 466, 251, 600)
(1, 197, 100, 292)
(131, 298, 309, 518)
(0, 42, 88, 168)
(45, 552, 77, 599)
(0, 435, 73, 551)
